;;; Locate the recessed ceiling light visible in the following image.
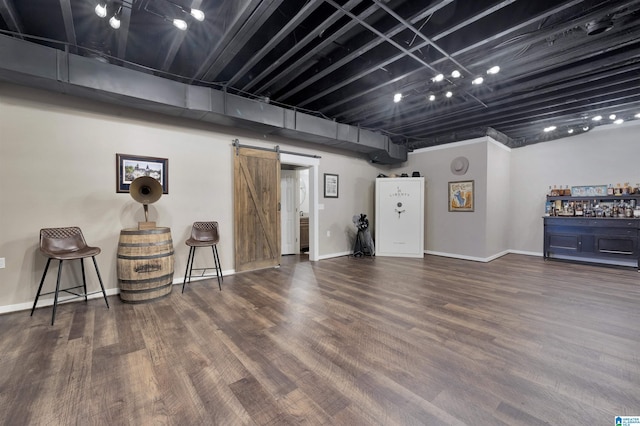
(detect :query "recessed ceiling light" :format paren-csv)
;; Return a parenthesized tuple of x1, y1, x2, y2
(568, 128, 574, 134)
(451, 70, 461, 78)
(614, 118, 624, 124)
(393, 93, 402, 103)
(432, 74, 444, 82)
(472, 76, 484, 85)
(487, 66, 500, 75)
(544, 126, 557, 132)
(592, 115, 602, 121)
(428, 94, 436, 101)
(609, 114, 616, 120)
(445, 91, 453, 98)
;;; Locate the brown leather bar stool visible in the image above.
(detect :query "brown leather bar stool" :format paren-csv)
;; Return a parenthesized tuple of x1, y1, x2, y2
(182, 222, 223, 292)
(31, 227, 109, 325)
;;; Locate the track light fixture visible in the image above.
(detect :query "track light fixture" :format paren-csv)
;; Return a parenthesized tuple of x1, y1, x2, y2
(172, 18, 188, 30)
(162, 0, 205, 22)
(95, 2, 107, 18)
(109, 6, 122, 29)
(97, 0, 204, 31)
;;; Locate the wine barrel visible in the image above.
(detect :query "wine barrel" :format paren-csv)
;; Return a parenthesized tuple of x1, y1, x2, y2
(117, 227, 174, 303)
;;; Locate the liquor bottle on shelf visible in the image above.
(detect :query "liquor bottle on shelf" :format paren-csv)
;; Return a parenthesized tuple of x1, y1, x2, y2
(615, 183, 622, 196)
(575, 202, 583, 216)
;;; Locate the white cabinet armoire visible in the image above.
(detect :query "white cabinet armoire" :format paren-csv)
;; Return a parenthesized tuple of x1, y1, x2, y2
(375, 177, 425, 258)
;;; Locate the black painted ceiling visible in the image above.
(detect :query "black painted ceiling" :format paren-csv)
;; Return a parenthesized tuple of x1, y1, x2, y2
(2, 0, 640, 150)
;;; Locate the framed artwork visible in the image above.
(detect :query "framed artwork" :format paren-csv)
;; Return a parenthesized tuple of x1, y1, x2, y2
(324, 173, 339, 198)
(570, 185, 608, 197)
(448, 180, 474, 212)
(116, 153, 168, 194)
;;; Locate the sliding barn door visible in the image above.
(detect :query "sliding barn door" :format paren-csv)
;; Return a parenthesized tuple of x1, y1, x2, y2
(234, 147, 281, 272)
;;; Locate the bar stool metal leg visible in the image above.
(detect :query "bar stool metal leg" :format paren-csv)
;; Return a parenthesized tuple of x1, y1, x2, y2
(213, 245, 223, 282)
(31, 258, 52, 317)
(92, 256, 110, 308)
(211, 246, 222, 290)
(80, 258, 88, 302)
(51, 260, 64, 326)
(182, 246, 195, 293)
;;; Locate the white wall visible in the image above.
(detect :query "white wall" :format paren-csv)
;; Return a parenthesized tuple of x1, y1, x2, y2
(404, 138, 494, 260)
(485, 139, 511, 258)
(4, 81, 639, 312)
(509, 120, 640, 254)
(0, 83, 382, 310)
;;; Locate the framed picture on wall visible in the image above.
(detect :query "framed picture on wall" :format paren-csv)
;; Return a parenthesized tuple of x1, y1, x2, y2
(116, 153, 168, 194)
(448, 180, 474, 212)
(324, 173, 339, 198)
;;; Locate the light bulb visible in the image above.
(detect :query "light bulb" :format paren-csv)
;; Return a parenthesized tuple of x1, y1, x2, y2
(95, 3, 107, 18)
(544, 126, 556, 132)
(190, 8, 205, 21)
(487, 65, 500, 75)
(614, 118, 624, 124)
(592, 115, 602, 121)
(428, 94, 435, 101)
(109, 15, 121, 29)
(472, 76, 484, 85)
(393, 93, 402, 103)
(451, 70, 461, 78)
(445, 91, 453, 98)
(568, 128, 574, 134)
(432, 73, 444, 82)
(173, 19, 188, 30)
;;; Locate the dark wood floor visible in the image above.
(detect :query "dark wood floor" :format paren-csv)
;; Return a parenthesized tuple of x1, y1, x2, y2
(1, 254, 639, 425)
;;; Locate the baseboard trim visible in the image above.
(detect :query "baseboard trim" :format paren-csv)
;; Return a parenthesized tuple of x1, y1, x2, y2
(425, 249, 543, 262)
(317, 251, 353, 260)
(2, 269, 236, 316)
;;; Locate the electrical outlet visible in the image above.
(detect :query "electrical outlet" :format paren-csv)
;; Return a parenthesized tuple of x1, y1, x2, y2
(326, 230, 331, 237)
(0, 258, 5, 269)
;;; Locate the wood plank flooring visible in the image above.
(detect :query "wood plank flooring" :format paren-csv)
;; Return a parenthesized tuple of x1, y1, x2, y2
(1, 253, 639, 425)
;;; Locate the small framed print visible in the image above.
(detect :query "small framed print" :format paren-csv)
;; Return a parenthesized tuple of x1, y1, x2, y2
(116, 153, 168, 194)
(448, 180, 474, 212)
(324, 173, 339, 198)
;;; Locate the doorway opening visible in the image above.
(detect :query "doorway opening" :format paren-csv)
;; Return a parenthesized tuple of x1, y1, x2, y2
(280, 153, 319, 262)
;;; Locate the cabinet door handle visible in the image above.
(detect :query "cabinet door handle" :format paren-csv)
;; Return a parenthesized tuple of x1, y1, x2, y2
(599, 249, 633, 255)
